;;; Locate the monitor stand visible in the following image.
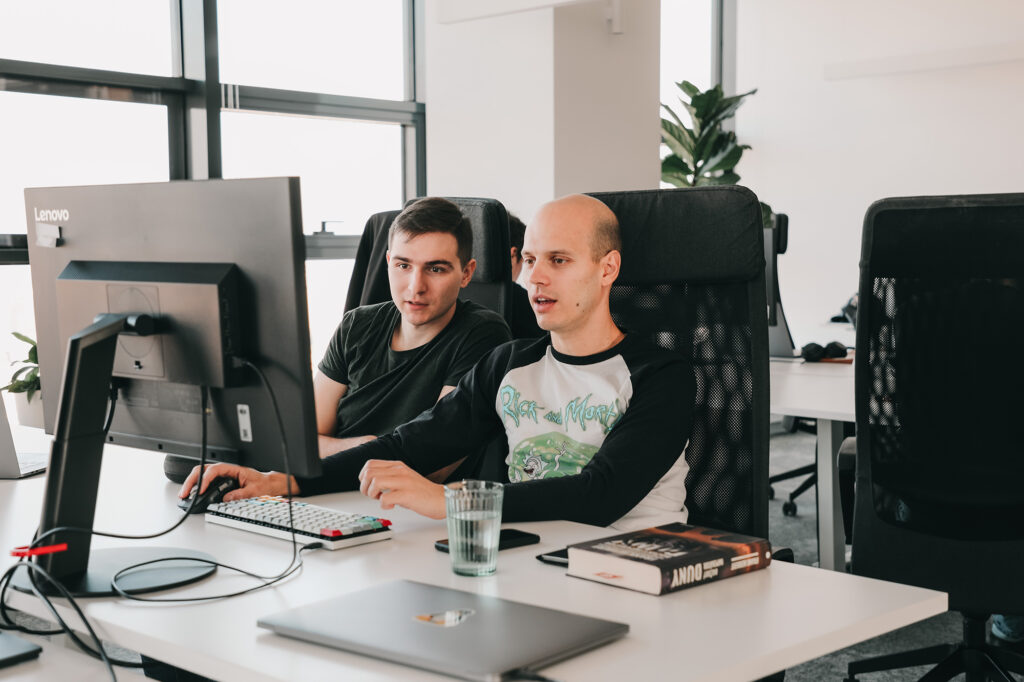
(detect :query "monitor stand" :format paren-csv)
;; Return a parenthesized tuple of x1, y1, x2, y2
(11, 313, 215, 598)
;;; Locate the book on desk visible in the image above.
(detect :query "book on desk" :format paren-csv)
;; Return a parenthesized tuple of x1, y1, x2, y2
(567, 522, 772, 596)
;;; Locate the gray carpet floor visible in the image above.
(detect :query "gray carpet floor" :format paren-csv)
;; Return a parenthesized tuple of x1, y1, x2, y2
(766, 420, 974, 681)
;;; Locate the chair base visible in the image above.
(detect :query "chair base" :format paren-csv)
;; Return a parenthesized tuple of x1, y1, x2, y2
(768, 464, 816, 516)
(845, 614, 1024, 682)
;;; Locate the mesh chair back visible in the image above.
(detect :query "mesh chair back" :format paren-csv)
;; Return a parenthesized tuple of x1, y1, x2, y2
(590, 187, 769, 538)
(344, 199, 514, 317)
(854, 193, 1024, 611)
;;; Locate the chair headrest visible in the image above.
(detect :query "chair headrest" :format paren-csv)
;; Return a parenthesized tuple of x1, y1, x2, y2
(403, 197, 511, 283)
(587, 187, 764, 285)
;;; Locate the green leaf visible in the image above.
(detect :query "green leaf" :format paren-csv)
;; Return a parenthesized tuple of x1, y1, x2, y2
(703, 88, 757, 129)
(660, 119, 694, 165)
(692, 128, 721, 167)
(690, 85, 723, 122)
(661, 172, 692, 188)
(26, 385, 37, 403)
(10, 366, 30, 382)
(676, 80, 701, 98)
(695, 172, 742, 186)
(661, 155, 693, 186)
(12, 332, 36, 347)
(703, 143, 748, 176)
(660, 103, 687, 131)
(28, 345, 37, 364)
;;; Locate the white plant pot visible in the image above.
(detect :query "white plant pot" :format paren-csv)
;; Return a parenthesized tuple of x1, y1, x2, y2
(13, 392, 44, 429)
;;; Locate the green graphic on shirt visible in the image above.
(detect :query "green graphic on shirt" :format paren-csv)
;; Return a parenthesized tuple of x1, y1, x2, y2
(544, 410, 562, 425)
(501, 384, 623, 434)
(499, 385, 543, 427)
(507, 432, 598, 482)
(564, 393, 623, 434)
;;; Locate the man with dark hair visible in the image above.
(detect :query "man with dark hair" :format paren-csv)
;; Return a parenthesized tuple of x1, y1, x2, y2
(507, 212, 544, 339)
(183, 194, 694, 530)
(312, 197, 511, 480)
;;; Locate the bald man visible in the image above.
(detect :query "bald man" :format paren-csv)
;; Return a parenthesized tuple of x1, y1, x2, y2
(182, 195, 695, 530)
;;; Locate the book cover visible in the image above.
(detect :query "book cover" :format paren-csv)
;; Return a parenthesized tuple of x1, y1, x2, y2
(567, 523, 772, 596)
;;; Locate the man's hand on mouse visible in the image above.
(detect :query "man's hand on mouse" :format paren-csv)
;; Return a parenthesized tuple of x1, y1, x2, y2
(178, 462, 300, 503)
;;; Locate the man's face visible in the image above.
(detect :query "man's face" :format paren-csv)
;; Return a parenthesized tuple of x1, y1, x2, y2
(387, 231, 474, 328)
(521, 203, 613, 336)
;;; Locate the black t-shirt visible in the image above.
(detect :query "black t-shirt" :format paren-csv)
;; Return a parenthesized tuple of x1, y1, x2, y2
(318, 299, 511, 440)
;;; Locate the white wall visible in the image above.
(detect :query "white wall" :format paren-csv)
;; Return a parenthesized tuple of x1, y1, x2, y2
(553, 0, 660, 197)
(735, 0, 1024, 345)
(424, 4, 556, 222)
(424, 0, 660, 222)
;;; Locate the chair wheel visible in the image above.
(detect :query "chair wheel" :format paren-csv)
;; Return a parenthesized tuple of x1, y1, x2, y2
(782, 501, 797, 516)
(768, 485, 775, 500)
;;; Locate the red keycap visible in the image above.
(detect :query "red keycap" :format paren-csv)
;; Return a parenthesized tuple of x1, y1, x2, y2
(320, 528, 343, 537)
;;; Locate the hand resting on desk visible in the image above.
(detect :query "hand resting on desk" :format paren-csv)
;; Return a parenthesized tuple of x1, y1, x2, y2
(178, 462, 298, 503)
(359, 460, 446, 519)
(176, 460, 447, 520)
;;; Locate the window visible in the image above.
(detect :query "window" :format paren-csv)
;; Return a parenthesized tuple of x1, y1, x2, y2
(221, 111, 404, 236)
(660, 0, 713, 106)
(218, 0, 407, 101)
(0, 92, 169, 236)
(0, 2, 421, 384)
(0, 1, 173, 76)
(0, 91, 169, 381)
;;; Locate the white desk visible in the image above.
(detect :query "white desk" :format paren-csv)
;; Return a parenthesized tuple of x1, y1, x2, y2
(769, 359, 856, 571)
(1, 445, 943, 682)
(0, 631, 144, 681)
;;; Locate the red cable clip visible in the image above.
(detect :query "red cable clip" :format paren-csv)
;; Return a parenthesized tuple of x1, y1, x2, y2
(11, 543, 68, 558)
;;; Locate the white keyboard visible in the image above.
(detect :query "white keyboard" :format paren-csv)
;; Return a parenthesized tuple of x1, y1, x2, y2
(205, 496, 392, 551)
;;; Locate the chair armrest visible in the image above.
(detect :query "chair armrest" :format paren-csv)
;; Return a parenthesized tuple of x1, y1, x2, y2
(838, 436, 856, 545)
(772, 546, 795, 563)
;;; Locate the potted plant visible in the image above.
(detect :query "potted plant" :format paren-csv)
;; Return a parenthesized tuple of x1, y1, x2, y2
(660, 80, 774, 228)
(2, 332, 43, 428)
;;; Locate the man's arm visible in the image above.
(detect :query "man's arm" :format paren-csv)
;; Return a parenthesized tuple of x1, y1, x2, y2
(313, 371, 377, 457)
(295, 344, 513, 496)
(501, 357, 695, 526)
(423, 385, 461, 483)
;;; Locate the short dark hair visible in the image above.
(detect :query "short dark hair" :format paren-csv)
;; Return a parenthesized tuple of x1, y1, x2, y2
(508, 213, 526, 257)
(592, 209, 622, 261)
(389, 197, 473, 266)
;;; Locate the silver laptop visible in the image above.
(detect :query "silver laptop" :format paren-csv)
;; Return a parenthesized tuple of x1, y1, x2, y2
(258, 579, 628, 681)
(0, 399, 47, 479)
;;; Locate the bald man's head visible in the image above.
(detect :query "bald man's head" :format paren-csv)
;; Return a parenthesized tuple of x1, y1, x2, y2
(535, 194, 621, 261)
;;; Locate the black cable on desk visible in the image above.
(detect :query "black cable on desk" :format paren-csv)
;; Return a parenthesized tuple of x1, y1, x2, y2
(2, 362, 321, 681)
(110, 358, 315, 602)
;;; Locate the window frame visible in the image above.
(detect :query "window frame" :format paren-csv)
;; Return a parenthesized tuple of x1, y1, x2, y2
(0, 0, 424, 263)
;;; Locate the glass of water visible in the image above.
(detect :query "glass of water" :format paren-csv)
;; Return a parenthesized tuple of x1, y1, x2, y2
(444, 480, 504, 576)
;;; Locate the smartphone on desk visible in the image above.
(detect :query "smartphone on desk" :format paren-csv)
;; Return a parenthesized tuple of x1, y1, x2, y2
(535, 547, 569, 566)
(435, 528, 540, 552)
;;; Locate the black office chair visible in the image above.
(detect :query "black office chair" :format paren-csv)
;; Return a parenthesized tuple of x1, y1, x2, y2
(344, 209, 401, 313)
(343, 198, 518, 323)
(841, 193, 1024, 682)
(590, 187, 770, 539)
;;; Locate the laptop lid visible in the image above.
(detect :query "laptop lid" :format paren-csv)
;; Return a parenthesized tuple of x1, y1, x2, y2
(0, 399, 46, 479)
(258, 580, 628, 682)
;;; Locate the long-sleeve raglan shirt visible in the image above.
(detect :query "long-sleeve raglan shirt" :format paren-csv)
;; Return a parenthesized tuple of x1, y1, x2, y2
(295, 334, 695, 529)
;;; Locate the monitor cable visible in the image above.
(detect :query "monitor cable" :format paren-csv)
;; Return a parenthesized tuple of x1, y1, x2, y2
(107, 359, 319, 603)
(2, 369, 318, 679)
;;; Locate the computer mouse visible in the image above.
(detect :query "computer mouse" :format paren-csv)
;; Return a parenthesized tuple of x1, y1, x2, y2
(178, 476, 241, 514)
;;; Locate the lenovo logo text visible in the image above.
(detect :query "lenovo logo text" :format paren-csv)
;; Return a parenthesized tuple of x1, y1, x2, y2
(34, 208, 70, 222)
